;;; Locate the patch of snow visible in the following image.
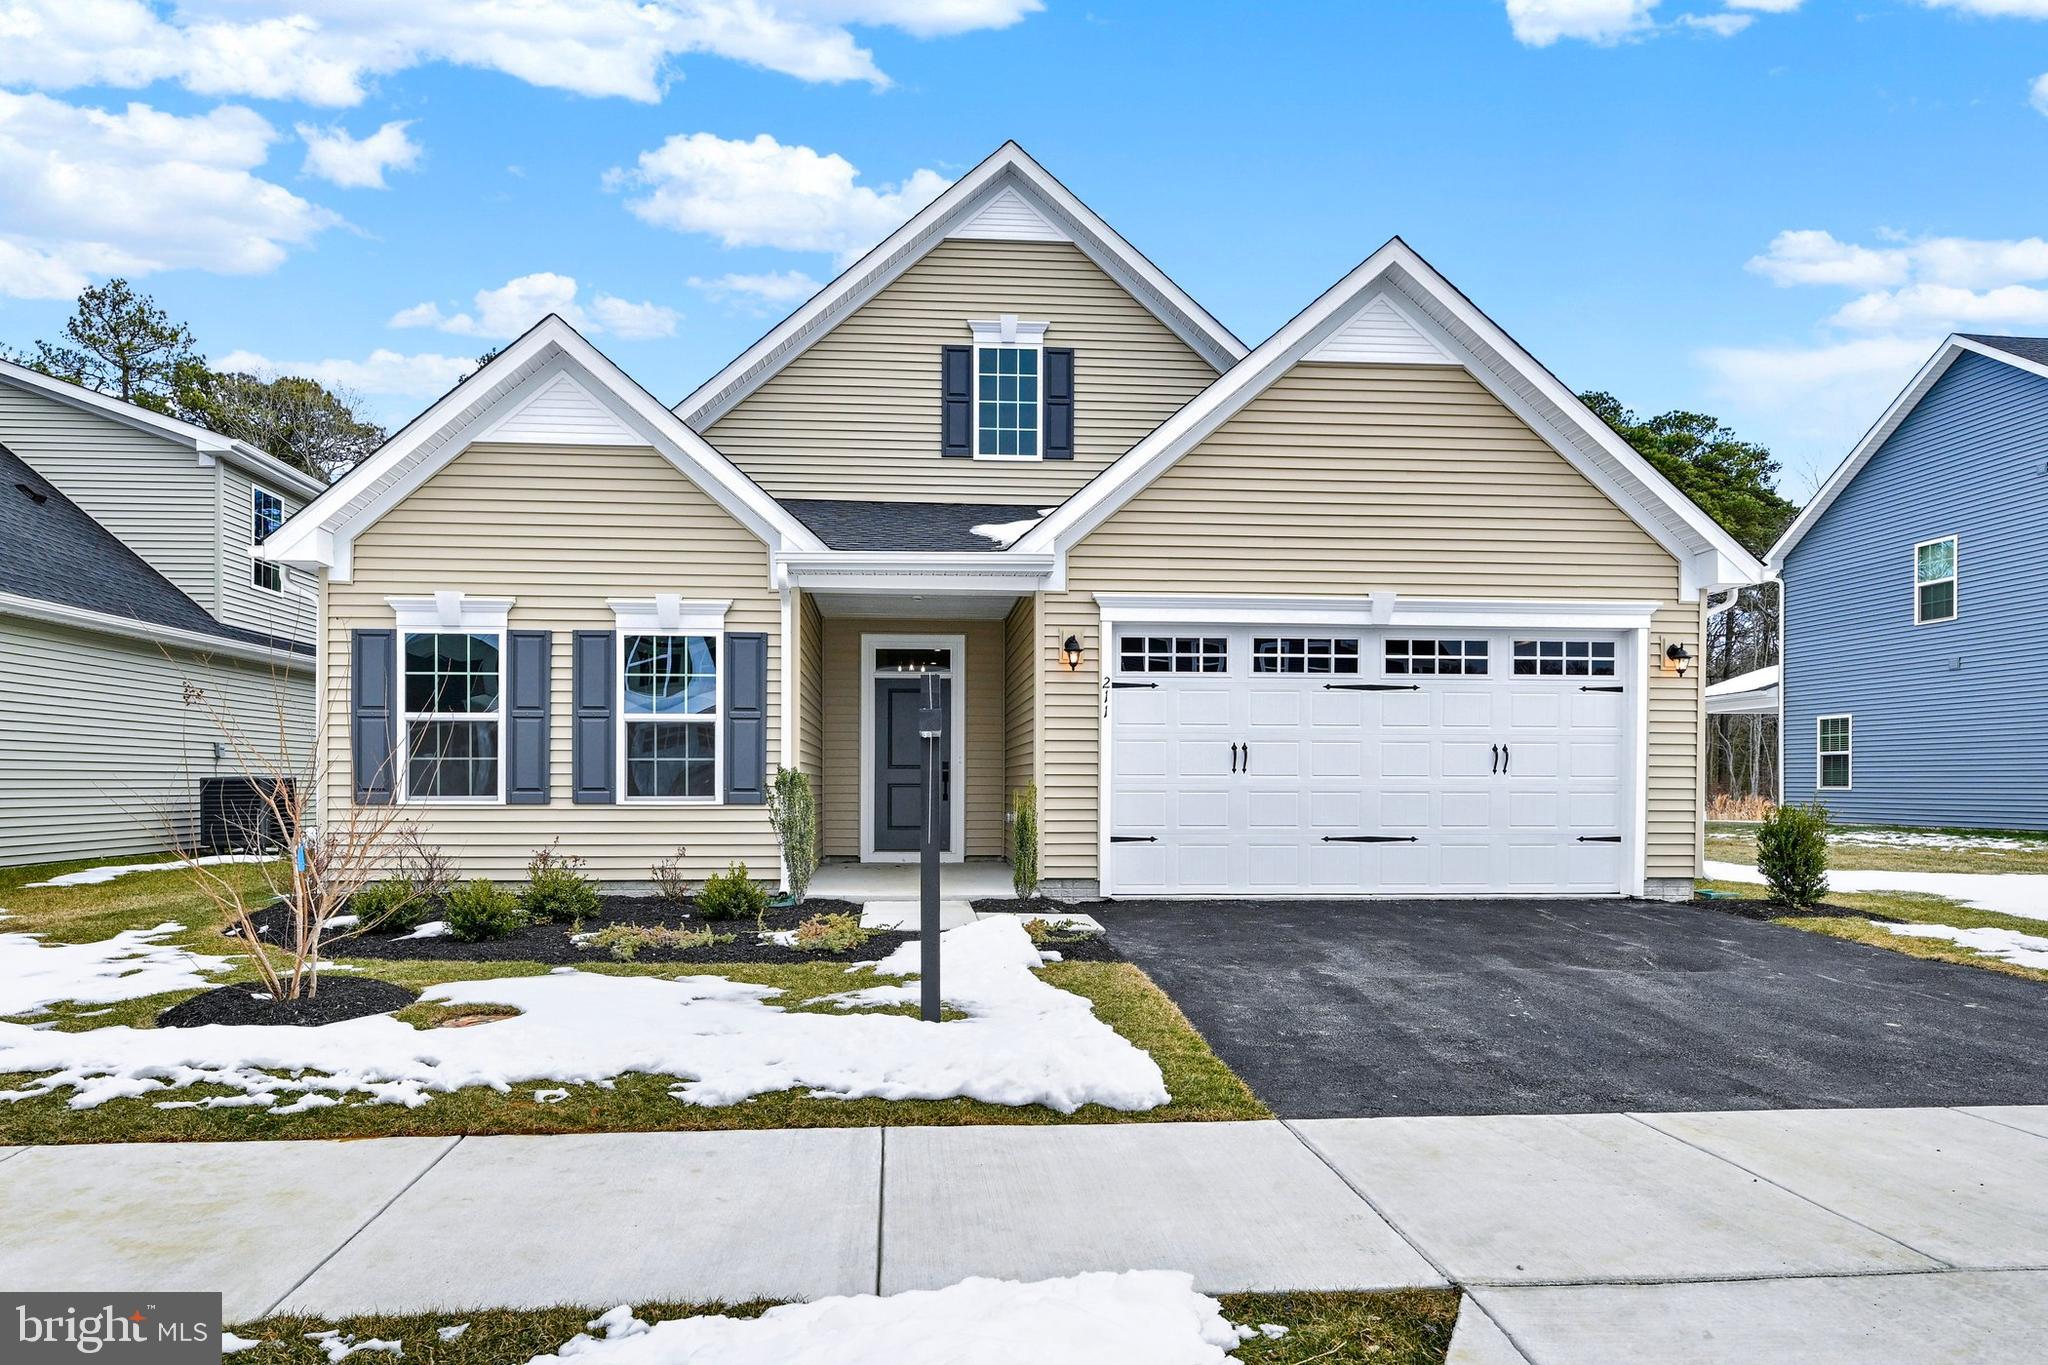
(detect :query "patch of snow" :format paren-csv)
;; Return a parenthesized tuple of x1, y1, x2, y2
(525, 1272, 1247, 1365)
(25, 855, 271, 888)
(326, 915, 360, 930)
(1879, 922, 2048, 970)
(303, 1330, 402, 1362)
(220, 1331, 267, 1354)
(969, 508, 1053, 549)
(0, 922, 231, 1014)
(400, 920, 449, 940)
(0, 917, 1167, 1113)
(1830, 829, 2047, 853)
(435, 1324, 469, 1343)
(533, 1087, 569, 1103)
(762, 929, 799, 947)
(586, 1306, 649, 1341)
(1704, 860, 2048, 923)
(1039, 950, 1063, 963)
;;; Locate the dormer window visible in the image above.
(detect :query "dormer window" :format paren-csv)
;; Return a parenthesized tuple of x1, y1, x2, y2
(252, 486, 285, 592)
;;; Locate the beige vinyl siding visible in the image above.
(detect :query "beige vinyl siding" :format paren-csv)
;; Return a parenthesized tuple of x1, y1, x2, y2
(1004, 593, 1039, 815)
(703, 239, 1219, 504)
(0, 384, 221, 609)
(1043, 363, 1703, 885)
(0, 616, 312, 867)
(218, 464, 316, 645)
(796, 588, 826, 838)
(817, 617, 1007, 859)
(323, 441, 781, 883)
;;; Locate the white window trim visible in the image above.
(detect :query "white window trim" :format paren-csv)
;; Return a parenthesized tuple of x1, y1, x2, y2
(968, 315, 1049, 463)
(858, 632, 968, 864)
(251, 485, 286, 594)
(606, 596, 731, 635)
(1817, 713, 1853, 791)
(1913, 535, 1958, 626)
(397, 627, 507, 806)
(615, 628, 725, 806)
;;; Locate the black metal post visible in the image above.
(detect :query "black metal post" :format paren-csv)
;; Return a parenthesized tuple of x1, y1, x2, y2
(917, 669, 943, 1022)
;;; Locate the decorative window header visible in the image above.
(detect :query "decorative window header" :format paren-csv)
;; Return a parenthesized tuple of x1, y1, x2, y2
(386, 593, 516, 632)
(968, 315, 1049, 348)
(606, 596, 731, 634)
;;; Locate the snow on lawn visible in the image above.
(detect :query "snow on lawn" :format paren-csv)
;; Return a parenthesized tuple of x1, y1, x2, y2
(1830, 829, 2048, 853)
(526, 1271, 1260, 1365)
(0, 922, 231, 1015)
(24, 855, 271, 888)
(0, 916, 1169, 1113)
(1879, 922, 2048, 970)
(1703, 860, 2048, 923)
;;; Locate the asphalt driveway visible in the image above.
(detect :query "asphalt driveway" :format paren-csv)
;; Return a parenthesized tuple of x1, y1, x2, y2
(1101, 897, 2048, 1118)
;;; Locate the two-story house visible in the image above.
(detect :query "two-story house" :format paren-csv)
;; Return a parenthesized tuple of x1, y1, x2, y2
(0, 358, 323, 866)
(263, 143, 1761, 901)
(1768, 334, 2048, 830)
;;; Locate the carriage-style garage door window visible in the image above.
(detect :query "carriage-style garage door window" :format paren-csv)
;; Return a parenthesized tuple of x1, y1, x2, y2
(402, 632, 502, 800)
(622, 633, 719, 800)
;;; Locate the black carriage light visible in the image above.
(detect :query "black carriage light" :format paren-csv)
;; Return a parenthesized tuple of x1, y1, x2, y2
(1061, 635, 1084, 671)
(1665, 642, 1693, 677)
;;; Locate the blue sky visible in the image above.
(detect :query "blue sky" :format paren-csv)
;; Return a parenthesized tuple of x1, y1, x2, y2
(2, 1, 2045, 498)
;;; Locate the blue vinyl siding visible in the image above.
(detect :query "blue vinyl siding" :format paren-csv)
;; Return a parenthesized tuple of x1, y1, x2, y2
(1782, 350, 2048, 828)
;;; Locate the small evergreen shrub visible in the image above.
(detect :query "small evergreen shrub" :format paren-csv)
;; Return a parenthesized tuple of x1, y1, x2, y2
(445, 878, 526, 941)
(793, 911, 870, 952)
(768, 767, 818, 902)
(521, 841, 600, 923)
(1010, 783, 1040, 898)
(584, 923, 731, 961)
(696, 862, 767, 922)
(650, 847, 691, 912)
(348, 878, 430, 932)
(1758, 802, 1830, 908)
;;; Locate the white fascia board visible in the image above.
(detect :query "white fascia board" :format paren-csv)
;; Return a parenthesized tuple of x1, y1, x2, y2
(777, 550, 1054, 596)
(1094, 592, 1660, 631)
(262, 316, 824, 579)
(673, 142, 1246, 430)
(0, 591, 315, 671)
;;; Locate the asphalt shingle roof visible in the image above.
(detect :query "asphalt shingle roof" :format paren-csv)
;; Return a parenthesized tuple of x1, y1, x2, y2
(778, 498, 1050, 552)
(1959, 334, 2048, 367)
(0, 442, 311, 655)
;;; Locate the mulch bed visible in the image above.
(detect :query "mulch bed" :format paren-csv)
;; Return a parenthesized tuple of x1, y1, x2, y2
(1696, 896, 1902, 924)
(158, 975, 417, 1028)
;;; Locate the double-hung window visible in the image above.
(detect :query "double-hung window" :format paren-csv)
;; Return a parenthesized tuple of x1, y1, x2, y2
(970, 317, 1048, 459)
(401, 631, 502, 800)
(1914, 536, 1957, 624)
(1817, 715, 1852, 790)
(621, 633, 719, 800)
(252, 487, 285, 592)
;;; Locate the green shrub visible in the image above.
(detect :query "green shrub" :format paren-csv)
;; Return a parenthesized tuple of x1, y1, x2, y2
(696, 862, 767, 923)
(768, 767, 818, 902)
(1758, 802, 1830, 908)
(445, 878, 526, 941)
(1010, 783, 1040, 898)
(793, 911, 870, 952)
(583, 923, 732, 961)
(521, 841, 601, 923)
(348, 878, 430, 932)
(650, 847, 690, 912)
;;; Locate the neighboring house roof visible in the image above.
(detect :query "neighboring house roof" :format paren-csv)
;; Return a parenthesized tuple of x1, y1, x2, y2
(1767, 333, 2048, 571)
(261, 315, 827, 578)
(0, 357, 325, 501)
(1705, 665, 1779, 716)
(673, 142, 1248, 432)
(1014, 237, 1766, 595)
(0, 441, 311, 662)
(779, 499, 1045, 552)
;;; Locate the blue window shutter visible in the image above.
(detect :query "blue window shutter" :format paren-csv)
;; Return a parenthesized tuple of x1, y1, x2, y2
(941, 346, 973, 457)
(1044, 348, 1075, 460)
(724, 632, 768, 805)
(350, 630, 397, 805)
(506, 630, 551, 805)
(572, 630, 615, 804)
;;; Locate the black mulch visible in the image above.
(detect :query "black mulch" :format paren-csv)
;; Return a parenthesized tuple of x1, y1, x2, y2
(158, 976, 417, 1028)
(1695, 896, 1902, 923)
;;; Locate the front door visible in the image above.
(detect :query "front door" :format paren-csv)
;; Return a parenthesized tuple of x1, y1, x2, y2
(873, 675, 952, 853)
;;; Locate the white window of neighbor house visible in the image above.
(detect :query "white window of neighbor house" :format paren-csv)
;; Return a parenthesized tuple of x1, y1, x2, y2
(1818, 714, 1852, 790)
(401, 631, 503, 801)
(252, 486, 285, 592)
(1914, 536, 1957, 624)
(620, 632, 720, 801)
(970, 317, 1048, 460)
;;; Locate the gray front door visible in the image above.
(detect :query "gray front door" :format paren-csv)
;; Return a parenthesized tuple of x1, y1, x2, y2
(873, 676, 951, 853)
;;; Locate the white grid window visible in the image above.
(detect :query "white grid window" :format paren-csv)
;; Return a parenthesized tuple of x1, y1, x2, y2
(976, 345, 1040, 458)
(1915, 537, 1957, 624)
(1253, 637, 1361, 674)
(1385, 638, 1488, 676)
(401, 632, 501, 800)
(1119, 636, 1228, 674)
(1818, 715, 1852, 790)
(252, 487, 284, 592)
(622, 633, 719, 800)
(1513, 639, 1616, 677)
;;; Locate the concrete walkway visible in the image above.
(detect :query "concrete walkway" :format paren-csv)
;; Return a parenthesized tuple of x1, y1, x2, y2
(7, 1106, 2048, 1361)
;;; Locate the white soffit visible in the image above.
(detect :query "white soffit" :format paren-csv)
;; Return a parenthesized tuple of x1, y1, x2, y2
(947, 185, 1070, 243)
(1306, 292, 1454, 365)
(486, 371, 640, 446)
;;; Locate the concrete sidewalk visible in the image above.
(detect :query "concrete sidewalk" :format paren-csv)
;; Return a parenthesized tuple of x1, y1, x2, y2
(6, 1105, 2048, 1361)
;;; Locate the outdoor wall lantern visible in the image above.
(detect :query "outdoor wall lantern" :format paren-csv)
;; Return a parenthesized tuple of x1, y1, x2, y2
(1061, 635, 1084, 671)
(1664, 642, 1693, 678)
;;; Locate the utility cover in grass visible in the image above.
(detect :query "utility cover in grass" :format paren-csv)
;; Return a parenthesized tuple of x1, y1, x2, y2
(0, 917, 1169, 1114)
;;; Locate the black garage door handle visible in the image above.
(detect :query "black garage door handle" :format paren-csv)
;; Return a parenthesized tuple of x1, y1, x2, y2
(1577, 835, 1622, 843)
(1323, 835, 1420, 843)
(1327, 683, 1420, 691)
(1111, 835, 1158, 844)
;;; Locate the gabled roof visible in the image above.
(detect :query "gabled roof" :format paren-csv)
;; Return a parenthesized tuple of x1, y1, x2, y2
(0, 441, 310, 661)
(261, 315, 825, 579)
(673, 142, 1248, 431)
(778, 498, 1042, 552)
(1766, 333, 2048, 571)
(1015, 238, 1765, 595)
(0, 356, 325, 500)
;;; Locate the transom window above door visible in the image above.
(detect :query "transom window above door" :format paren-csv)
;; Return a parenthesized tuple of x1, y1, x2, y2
(1915, 536, 1957, 624)
(1253, 636, 1361, 674)
(875, 646, 953, 673)
(1385, 638, 1488, 676)
(1513, 639, 1616, 677)
(1119, 636, 1228, 673)
(622, 633, 718, 801)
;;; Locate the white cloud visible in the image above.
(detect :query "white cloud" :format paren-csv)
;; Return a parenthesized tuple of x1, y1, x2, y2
(390, 272, 679, 341)
(1828, 283, 2048, 329)
(1504, 0, 1659, 46)
(690, 269, 823, 312)
(297, 119, 421, 189)
(1920, 0, 2048, 16)
(2032, 72, 2048, 115)
(1727, 0, 1803, 11)
(0, 90, 338, 300)
(1698, 335, 1941, 492)
(609, 132, 951, 261)
(216, 346, 474, 399)
(1679, 12, 1753, 35)
(0, 1, 1040, 107)
(1747, 230, 1909, 289)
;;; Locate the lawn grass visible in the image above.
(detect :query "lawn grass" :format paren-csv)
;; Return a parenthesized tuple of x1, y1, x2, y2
(0, 855, 1268, 1144)
(1699, 877, 2048, 986)
(235, 1289, 1463, 1364)
(1706, 821, 2048, 875)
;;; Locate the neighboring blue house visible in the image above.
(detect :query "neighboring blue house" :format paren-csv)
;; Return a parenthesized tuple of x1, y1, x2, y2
(1768, 334, 2048, 830)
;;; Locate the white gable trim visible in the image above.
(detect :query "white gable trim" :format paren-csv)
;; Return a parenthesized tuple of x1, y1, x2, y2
(261, 316, 823, 580)
(949, 184, 1070, 242)
(1306, 291, 1454, 365)
(673, 142, 1246, 431)
(1765, 335, 2048, 572)
(487, 371, 641, 446)
(1017, 238, 1764, 596)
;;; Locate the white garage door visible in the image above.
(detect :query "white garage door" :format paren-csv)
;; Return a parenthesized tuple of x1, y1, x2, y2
(1107, 625, 1631, 897)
